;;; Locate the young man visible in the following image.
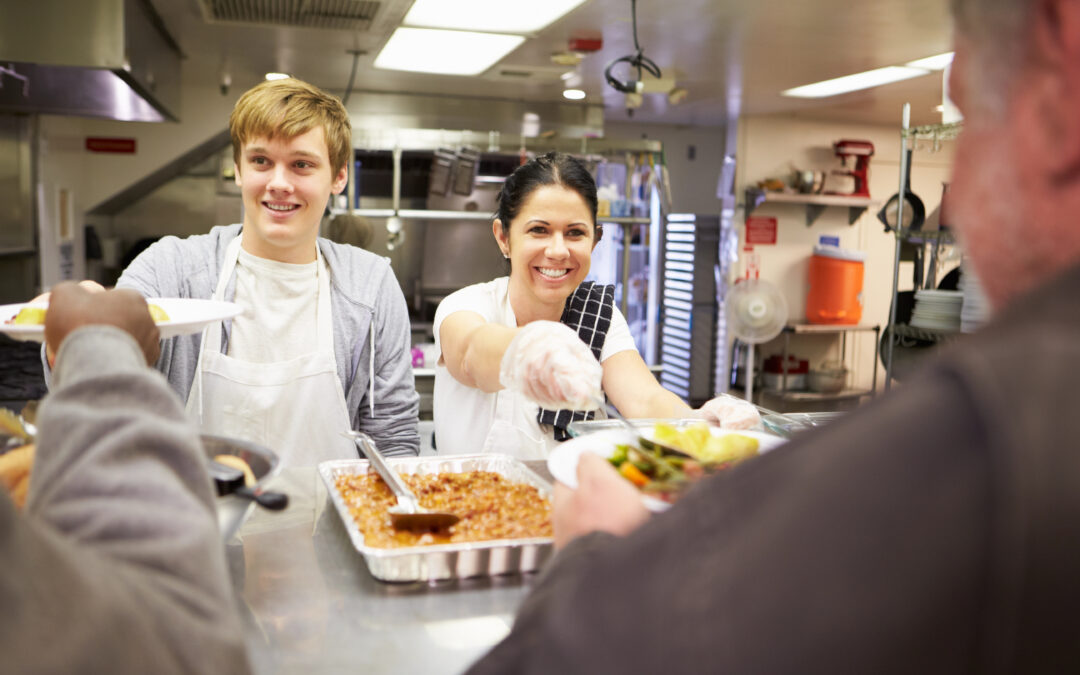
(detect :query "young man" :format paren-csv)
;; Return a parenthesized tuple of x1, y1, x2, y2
(467, 0, 1080, 672)
(115, 78, 418, 464)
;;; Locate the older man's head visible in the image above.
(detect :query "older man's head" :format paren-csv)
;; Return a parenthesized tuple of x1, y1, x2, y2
(949, 0, 1080, 308)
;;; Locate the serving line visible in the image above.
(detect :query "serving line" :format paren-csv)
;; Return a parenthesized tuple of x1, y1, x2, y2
(227, 462, 552, 674)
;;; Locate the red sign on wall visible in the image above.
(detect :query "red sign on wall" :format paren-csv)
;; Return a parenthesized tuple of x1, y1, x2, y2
(745, 216, 778, 245)
(85, 137, 137, 154)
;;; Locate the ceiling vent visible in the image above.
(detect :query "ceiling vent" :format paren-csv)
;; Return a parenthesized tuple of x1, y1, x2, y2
(486, 64, 572, 84)
(197, 0, 382, 31)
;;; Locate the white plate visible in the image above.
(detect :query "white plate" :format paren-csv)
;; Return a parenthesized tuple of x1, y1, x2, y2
(547, 427, 786, 512)
(0, 298, 243, 343)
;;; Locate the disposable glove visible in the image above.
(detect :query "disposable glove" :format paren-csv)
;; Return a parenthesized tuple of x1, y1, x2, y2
(500, 321, 603, 410)
(697, 393, 761, 430)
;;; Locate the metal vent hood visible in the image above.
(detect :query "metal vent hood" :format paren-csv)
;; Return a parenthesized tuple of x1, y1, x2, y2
(0, 0, 181, 122)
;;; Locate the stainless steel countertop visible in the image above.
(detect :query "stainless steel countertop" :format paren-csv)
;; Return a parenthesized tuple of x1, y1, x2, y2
(229, 461, 553, 674)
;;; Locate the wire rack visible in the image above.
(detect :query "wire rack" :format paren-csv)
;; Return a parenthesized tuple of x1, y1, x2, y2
(902, 121, 964, 152)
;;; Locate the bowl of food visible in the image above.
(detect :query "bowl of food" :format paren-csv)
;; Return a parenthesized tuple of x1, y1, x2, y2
(549, 422, 786, 511)
(200, 434, 280, 541)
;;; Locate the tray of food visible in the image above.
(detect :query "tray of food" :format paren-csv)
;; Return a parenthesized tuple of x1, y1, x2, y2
(319, 454, 554, 583)
(549, 422, 787, 511)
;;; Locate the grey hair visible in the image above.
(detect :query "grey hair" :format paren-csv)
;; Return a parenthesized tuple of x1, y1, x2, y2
(950, 0, 1036, 116)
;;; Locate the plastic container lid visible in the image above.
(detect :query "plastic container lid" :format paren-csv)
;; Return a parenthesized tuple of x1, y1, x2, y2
(813, 243, 866, 262)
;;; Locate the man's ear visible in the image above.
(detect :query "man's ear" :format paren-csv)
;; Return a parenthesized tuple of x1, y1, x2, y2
(234, 163, 242, 187)
(1032, 0, 1080, 181)
(332, 165, 348, 195)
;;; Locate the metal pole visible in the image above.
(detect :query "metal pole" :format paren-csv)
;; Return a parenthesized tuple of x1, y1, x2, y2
(884, 103, 911, 391)
(621, 223, 632, 315)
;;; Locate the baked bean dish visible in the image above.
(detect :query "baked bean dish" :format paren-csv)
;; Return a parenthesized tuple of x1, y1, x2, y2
(335, 471, 553, 548)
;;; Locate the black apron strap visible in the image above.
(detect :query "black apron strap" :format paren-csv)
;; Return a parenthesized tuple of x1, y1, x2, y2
(537, 281, 615, 441)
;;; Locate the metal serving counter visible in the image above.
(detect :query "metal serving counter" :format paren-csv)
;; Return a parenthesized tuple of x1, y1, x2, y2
(228, 462, 552, 674)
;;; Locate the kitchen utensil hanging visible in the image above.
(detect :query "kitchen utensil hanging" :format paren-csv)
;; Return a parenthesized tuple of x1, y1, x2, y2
(877, 147, 925, 232)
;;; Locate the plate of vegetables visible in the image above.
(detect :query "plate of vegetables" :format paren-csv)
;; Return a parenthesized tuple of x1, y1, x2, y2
(547, 422, 786, 511)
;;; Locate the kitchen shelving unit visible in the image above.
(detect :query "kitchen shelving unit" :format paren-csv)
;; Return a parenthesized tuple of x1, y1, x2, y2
(760, 322, 880, 405)
(744, 188, 877, 226)
(883, 105, 964, 388)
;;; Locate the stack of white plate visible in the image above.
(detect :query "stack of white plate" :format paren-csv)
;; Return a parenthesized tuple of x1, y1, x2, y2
(960, 265, 991, 333)
(910, 289, 964, 332)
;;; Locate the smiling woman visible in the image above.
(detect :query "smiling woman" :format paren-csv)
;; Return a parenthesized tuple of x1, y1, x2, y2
(432, 152, 757, 460)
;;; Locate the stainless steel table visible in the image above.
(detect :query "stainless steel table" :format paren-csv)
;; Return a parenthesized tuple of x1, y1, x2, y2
(228, 462, 552, 674)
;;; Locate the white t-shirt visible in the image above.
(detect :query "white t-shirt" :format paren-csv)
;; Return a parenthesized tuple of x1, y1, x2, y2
(229, 248, 321, 362)
(432, 277, 637, 456)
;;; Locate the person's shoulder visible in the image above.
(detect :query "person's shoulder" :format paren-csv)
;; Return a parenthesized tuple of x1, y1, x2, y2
(435, 278, 505, 325)
(142, 225, 239, 257)
(320, 238, 398, 305)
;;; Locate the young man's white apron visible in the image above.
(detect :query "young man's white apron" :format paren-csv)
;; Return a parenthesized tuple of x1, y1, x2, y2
(186, 235, 357, 466)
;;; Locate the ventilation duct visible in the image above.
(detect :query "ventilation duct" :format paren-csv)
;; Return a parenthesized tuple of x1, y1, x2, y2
(0, 0, 181, 122)
(196, 0, 382, 31)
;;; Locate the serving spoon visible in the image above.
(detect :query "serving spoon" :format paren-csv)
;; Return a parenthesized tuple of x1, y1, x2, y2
(588, 394, 692, 459)
(343, 430, 460, 532)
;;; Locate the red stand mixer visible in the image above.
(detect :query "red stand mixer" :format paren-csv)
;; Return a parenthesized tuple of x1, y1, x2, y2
(828, 139, 874, 198)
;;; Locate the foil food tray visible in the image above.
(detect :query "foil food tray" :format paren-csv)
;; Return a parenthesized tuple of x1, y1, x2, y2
(318, 454, 554, 583)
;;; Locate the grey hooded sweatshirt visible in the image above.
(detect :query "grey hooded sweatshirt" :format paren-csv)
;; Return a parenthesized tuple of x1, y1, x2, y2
(49, 224, 420, 457)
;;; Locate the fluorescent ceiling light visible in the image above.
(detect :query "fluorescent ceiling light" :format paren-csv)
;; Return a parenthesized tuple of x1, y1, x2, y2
(782, 66, 929, 98)
(905, 52, 955, 71)
(562, 89, 586, 100)
(264, 72, 290, 81)
(374, 28, 525, 76)
(403, 0, 588, 34)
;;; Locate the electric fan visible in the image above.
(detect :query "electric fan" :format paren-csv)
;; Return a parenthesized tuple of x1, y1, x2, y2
(725, 278, 789, 401)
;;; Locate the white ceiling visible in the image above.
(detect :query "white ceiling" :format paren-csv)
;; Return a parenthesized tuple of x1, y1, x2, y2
(150, 0, 954, 129)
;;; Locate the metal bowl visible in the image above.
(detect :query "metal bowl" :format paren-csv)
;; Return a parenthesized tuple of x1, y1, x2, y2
(760, 411, 845, 438)
(200, 434, 280, 541)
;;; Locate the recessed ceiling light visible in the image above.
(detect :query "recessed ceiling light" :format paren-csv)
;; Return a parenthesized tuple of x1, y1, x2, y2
(562, 89, 586, 100)
(781, 66, 930, 98)
(375, 28, 525, 76)
(264, 72, 290, 81)
(905, 52, 955, 71)
(403, 0, 588, 34)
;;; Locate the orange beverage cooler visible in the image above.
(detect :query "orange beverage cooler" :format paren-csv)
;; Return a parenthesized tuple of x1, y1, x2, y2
(806, 237, 865, 324)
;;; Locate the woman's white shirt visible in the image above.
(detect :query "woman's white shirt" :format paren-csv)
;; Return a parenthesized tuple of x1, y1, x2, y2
(432, 277, 636, 456)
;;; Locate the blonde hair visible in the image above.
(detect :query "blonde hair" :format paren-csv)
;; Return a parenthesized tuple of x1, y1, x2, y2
(229, 78, 352, 175)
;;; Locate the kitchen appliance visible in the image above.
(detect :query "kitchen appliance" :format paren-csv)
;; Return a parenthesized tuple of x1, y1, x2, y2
(725, 277, 788, 401)
(828, 140, 875, 198)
